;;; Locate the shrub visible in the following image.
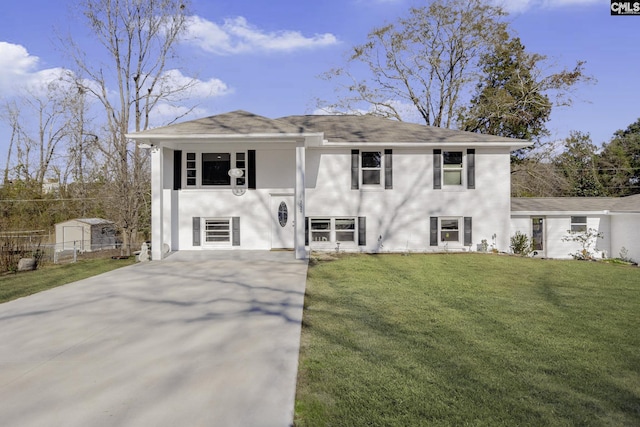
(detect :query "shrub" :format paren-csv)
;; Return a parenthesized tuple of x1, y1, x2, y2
(561, 228, 604, 260)
(510, 231, 533, 256)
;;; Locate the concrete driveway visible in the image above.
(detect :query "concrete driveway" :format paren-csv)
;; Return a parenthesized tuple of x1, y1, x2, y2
(0, 251, 308, 427)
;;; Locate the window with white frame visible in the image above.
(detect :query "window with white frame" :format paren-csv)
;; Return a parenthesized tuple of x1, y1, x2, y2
(570, 216, 587, 232)
(443, 151, 463, 186)
(310, 218, 331, 242)
(335, 218, 356, 242)
(361, 151, 382, 186)
(185, 152, 247, 187)
(235, 152, 246, 186)
(440, 218, 460, 243)
(186, 153, 197, 186)
(204, 219, 231, 244)
(310, 218, 356, 243)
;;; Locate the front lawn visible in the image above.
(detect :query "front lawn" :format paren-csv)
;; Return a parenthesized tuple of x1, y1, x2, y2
(0, 258, 136, 304)
(295, 254, 640, 426)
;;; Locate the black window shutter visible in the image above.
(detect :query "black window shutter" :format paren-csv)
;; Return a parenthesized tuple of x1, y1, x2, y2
(467, 149, 475, 189)
(384, 149, 393, 189)
(351, 150, 359, 190)
(305, 217, 309, 246)
(433, 150, 442, 189)
(192, 217, 201, 246)
(464, 217, 472, 246)
(430, 217, 438, 246)
(232, 217, 240, 246)
(173, 150, 182, 190)
(248, 150, 256, 189)
(358, 217, 366, 246)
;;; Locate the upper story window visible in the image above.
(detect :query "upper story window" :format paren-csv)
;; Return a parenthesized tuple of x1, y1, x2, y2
(361, 152, 382, 186)
(434, 149, 475, 190)
(202, 153, 231, 185)
(185, 151, 247, 188)
(351, 149, 392, 190)
(443, 151, 463, 186)
(186, 153, 197, 186)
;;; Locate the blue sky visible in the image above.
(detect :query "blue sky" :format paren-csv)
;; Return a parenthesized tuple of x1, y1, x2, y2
(0, 0, 638, 167)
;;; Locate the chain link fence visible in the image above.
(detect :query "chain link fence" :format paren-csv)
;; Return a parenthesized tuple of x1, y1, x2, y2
(1, 237, 143, 273)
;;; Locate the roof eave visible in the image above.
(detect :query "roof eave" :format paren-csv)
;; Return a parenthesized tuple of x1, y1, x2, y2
(511, 210, 611, 216)
(322, 141, 531, 149)
(126, 132, 324, 145)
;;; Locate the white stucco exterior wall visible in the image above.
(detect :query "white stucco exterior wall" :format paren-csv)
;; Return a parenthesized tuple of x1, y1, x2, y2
(510, 214, 610, 259)
(151, 141, 518, 256)
(611, 214, 640, 262)
(305, 147, 512, 252)
(170, 143, 297, 251)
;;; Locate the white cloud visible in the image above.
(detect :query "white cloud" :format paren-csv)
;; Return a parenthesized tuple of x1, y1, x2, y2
(142, 70, 231, 127)
(0, 42, 51, 94)
(158, 69, 232, 100)
(493, 0, 600, 13)
(184, 16, 339, 55)
(0, 42, 83, 99)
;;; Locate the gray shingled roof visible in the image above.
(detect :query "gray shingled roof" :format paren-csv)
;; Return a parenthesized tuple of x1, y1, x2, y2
(277, 114, 524, 143)
(133, 111, 302, 136)
(130, 110, 528, 144)
(511, 195, 640, 213)
(611, 194, 640, 212)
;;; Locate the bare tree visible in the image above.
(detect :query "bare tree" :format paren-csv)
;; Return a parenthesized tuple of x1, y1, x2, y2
(65, 0, 192, 254)
(1, 102, 23, 185)
(319, 0, 508, 128)
(1, 76, 84, 192)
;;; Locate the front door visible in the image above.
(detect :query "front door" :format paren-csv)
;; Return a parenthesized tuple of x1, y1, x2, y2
(271, 195, 295, 249)
(531, 217, 545, 255)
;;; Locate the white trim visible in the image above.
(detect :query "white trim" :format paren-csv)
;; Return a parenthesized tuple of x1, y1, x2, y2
(295, 143, 307, 259)
(129, 133, 528, 151)
(151, 147, 164, 260)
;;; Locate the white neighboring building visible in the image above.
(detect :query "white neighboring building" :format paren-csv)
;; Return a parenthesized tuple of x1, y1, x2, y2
(511, 195, 640, 262)
(127, 110, 528, 260)
(55, 218, 118, 252)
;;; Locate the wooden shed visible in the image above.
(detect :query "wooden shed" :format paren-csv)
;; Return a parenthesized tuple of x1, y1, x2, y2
(55, 218, 118, 252)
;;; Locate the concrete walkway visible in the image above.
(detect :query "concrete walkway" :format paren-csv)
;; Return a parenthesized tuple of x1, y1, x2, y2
(0, 251, 308, 427)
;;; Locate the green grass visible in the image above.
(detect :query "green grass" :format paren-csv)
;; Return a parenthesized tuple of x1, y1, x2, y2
(295, 254, 640, 426)
(0, 258, 136, 304)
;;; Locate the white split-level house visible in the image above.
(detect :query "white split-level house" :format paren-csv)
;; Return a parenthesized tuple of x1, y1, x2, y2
(127, 110, 640, 262)
(127, 110, 529, 260)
